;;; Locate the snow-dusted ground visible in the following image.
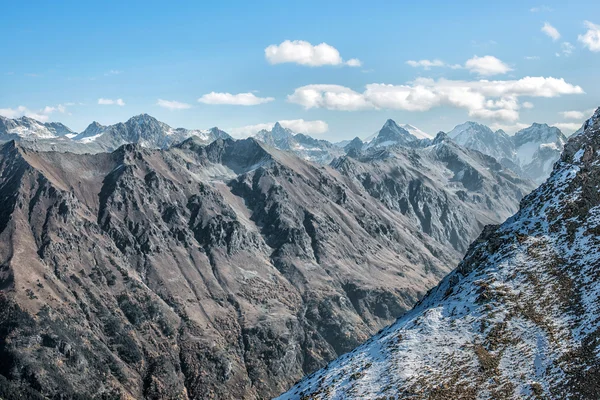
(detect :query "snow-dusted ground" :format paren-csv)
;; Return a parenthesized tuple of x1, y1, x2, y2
(277, 107, 600, 399)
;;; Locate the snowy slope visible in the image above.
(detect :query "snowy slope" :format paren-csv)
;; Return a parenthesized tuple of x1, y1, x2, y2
(278, 107, 600, 399)
(401, 123, 432, 140)
(0, 116, 75, 139)
(448, 121, 569, 184)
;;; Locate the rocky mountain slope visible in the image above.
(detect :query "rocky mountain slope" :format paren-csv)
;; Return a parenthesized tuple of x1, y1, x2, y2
(0, 136, 463, 399)
(448, 121, 568, 184)
(278, 107, 600, 400)
(332, 132, 535, 254)
(254, 122, 344, 164)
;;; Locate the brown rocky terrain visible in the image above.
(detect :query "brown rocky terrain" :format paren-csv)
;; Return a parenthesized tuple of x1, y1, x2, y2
(0, 137, 459, 399)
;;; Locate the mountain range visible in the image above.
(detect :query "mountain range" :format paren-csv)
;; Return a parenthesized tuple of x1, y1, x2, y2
(0, 132, 481, 399)
(448, 121, 568, 184)
(0, 109, 590, 399)
(278, 107, 600, 399)
(0, 113, 574, 185)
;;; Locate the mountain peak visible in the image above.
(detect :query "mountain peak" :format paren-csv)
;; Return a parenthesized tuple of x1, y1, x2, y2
(383, 118, 400, 129)
(432, 131, 450, 145)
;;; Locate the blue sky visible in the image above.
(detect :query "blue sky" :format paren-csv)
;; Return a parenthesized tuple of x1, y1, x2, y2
(1, 0, 599, 140)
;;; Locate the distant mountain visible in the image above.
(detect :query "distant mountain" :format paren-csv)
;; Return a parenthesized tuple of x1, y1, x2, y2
(254, 122, 344, 163)
(332, 132, 535, 253)
(278, 108, 600, 399)
(448, 121, 515, 165)
(513, 123, 567, 182)
(0, 115, 75, 140)
(365, 119, 419, 149)
(0, 114, 232, 153)
(77, 114, 232, 151)
(448, 121, 569, 183)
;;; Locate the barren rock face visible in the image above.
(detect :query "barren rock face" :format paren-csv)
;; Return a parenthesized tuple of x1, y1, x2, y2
(278, 108, 600, 400)
(0, 137, 464, 399)
(331, 135, 535, 254)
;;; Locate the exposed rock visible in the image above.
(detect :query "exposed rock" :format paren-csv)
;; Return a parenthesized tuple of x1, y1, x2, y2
(0, 137, 458, 399)
(277, 107, 600, 400)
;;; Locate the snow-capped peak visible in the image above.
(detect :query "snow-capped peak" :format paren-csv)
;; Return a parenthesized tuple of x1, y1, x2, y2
(400, 123, 433, 140)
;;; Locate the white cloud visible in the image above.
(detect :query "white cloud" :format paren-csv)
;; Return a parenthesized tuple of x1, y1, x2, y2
(265, 40, 361, 67)
(553, 122, 583, 133)
(578, 21, 600, 52)
(288, 76, 584, 123)
(346, 58, 362, 67)
(105, 70, 122, 76)
(0, 104, 69, 122)
(98, 98, 125, 106)
(560, 110, 585, 120)
(157, 99, 192, 110)
(465, 55, 512, 76)
(542, 22, 561, 41)
(198, 92, 274, 106)
(558, 42, 575, 57)
(524, 56, 540, 60)
(287, 84, 372, 111)
(229, 119, 329, 138)
(522, 101, 534, 109)
(406, 59, 446, 70)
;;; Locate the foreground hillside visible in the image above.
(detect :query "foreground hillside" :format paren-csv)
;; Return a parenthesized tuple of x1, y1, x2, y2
(278, 108, 600, 399)
(0, 137, 461, 399)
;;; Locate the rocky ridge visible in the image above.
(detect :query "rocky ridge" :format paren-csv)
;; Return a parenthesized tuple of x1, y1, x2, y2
(278, 107, 600, 399)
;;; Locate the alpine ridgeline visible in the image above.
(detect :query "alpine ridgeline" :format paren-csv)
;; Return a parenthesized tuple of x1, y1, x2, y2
(0, 136, 460, 399)
(0, 114, 231, 153)
(332, 132, 535, 254)
(278, 107, 600, 399)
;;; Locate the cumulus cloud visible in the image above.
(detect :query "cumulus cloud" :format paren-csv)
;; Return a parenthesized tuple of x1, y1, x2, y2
(198, 92, 274, 106)
(229, 119, 328, 138)
(288, 76, 583, 123)
(542, 22, 561, 41)
(265, 40, 361, 67)
(0, 104, 69, 122)
(287, 84, 372, 111)
(98, 98, 125, 106)
(578, 21, 600, 52)
(465, 55, 512, 76)
(157, 99, 192, 110)
(522, 101, 535, 109)
(406, 59, 446, 70)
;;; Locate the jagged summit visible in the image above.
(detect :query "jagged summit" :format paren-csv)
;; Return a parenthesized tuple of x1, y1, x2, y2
(278, 106, 600, 400)
(366, 119, 417, 149)
(0, 124, 461, 398)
